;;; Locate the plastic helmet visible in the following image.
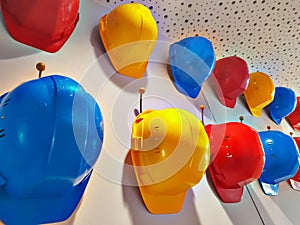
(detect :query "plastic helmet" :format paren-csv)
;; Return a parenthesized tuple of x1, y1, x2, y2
(169, 36, 216, 98)
(99, 3, 158, 78)
(258, 130, 299, 195)
(289, 137, 300, 191)
(268, 87, 297, 125)
(205, 122, 265, 203)
(211, 56, 249, 108)
(287, 97, 300, 131)
(1, 0, 80, 53)
(130, 108, 210, 214)
(0, 75, 103, 224)
(244, 72, 275, 117)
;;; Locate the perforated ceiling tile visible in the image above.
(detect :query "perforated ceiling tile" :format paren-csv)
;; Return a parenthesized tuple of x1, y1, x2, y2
(100, 0, 300, 94)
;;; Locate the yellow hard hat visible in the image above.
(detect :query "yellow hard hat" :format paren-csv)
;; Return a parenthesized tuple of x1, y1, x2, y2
(244, 72, 275, 117)
(99, 3, 158, 78)
(130, 108, 210, 214)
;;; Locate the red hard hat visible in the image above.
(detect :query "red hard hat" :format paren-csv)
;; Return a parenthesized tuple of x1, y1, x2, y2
(205, 122, 265, 203)
(211, 56, 249, 108)
(1, 0, 80, 53)
(287, 97, 300, 131)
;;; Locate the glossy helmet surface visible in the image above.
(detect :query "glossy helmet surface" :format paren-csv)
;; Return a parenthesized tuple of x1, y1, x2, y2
(258, 130, 299, 195)
(289, 137, 300, 191)
(205, 122, 265, 203)
(99, 3, 158, 78)
(131, 108, 210, 214)
(269, 87, 296, 125)
(244, 72, 275, 117)
(0, 75, 103, 224)
(287, 97, 300, 131)
(1, 0, 80, 53)
(169, 36, 216, 98)
(211, 56, 249, 108)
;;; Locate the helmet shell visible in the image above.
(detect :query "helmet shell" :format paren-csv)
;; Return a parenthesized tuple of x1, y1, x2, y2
(269, 87, 296, 125)
(211, 56, 249, 108)
(244, 72, 275, 117)
(1, 0, 80, 53)
(0, 75, 103, 224)
(99, 3, 158, 78)
(205, 122, 265, 203)
(290, 137, 300, 191)
(131, 108, 209, 214)
(169, 36, 216, 98)
(287, 97, 300, 131)
(258, 130, 299, 195)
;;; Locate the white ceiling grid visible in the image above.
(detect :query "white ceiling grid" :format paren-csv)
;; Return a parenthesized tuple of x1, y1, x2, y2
(100, 0, 300, 94)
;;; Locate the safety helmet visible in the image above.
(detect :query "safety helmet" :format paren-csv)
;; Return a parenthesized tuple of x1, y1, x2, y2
(287, 97, 300, 131)
(99, 3, 158, 78)
(1, 0, 80, 53)
(130, 108, 210, 214)
(211, 56, 249, 108)
(258, 130, 299, 195)
(205, 122, 265, 203)
(0, 75, 103, 224)
(290, 137, 300, 191)
(269, 87, 296, 125)
(169, 36, 216, 98)
(244, 72, 275, 117)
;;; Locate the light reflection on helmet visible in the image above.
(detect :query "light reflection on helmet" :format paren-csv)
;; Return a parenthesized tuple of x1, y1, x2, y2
(258, 130, 299, 195)
(289, 137, 300, 191)
(0, 75, 103, 224)
(99, 3, 158, 78)
(169, 36, 216, 98)
(244, 72, 275, 117)
(268, 87, 296, 125)
(287, 97, 300, 131)
(130, 108, 210, 214)
(205, 122, 265, 203)
(211, 56, 249, 108)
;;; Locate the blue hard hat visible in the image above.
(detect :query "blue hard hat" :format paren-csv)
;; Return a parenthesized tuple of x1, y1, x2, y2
(258, 130, 299, 195)
(269, 87, 297, 124)
(0, 75, 103, 224)
(169, 36, 216, 98)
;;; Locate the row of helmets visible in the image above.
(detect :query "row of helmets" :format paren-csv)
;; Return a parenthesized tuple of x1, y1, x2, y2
(0, 63, 299, 223)
(131, 89, 300, 214)
(212, 58, 300, 127)
(0, 0, 300, 223)
(98, 3, 300, 128)
(97, 1, 300, 215)
(1, 0, 300, 130)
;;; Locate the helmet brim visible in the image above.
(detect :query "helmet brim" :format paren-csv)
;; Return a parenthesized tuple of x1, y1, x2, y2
(139, 185, 187, 214)
(209, 167, 244, 203)
(290, 179, 300, 191)
(0, 172, 90, 224)
(258, 179, 279, 196)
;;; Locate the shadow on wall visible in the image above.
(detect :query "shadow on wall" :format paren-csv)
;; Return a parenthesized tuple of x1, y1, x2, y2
(246, 181, 296, 225)
(269, 182, 300, 225)
(122, 151, 202, 225)
(206, 171, 266, 225)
